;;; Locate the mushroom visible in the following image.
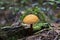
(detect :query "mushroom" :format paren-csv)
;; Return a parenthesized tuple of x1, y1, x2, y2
(23, 14, 39, 35)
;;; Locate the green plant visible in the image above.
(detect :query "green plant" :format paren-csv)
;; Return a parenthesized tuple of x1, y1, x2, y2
(20, 6, 48, 22)
(33, 23, 50, 31)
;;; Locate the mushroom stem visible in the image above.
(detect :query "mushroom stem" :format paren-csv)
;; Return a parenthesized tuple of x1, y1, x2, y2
(29, 24, 33, 35)
(30, 24, 33, 31)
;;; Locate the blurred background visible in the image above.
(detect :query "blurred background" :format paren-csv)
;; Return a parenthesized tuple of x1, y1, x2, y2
(0, 0, 60, 40)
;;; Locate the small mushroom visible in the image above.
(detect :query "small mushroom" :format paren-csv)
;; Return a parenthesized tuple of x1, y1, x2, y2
(23, 14, 39, 35)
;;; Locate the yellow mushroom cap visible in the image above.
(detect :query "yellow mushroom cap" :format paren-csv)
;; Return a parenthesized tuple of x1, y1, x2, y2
(23, 14, 39, 24)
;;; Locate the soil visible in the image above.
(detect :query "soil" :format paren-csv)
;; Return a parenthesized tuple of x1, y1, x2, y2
(23, 26, 60, 40)
(25, 29, 60, 40)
